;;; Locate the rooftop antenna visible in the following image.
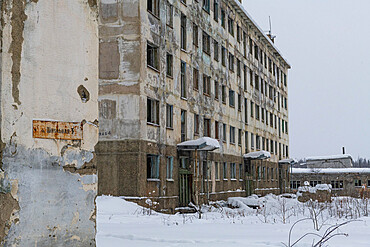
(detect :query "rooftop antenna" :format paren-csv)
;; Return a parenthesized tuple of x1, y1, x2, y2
(267, 16, 276, 43)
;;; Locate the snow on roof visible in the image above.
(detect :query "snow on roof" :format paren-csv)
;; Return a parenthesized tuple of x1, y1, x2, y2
(292, 168, 370, 174)
(279, 158, 298, 164)
(306, 154, 353, 162)
(177, 137, 220, 151)
(244, 151, 271, 160)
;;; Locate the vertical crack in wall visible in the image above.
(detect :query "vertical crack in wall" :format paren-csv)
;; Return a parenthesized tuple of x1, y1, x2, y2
(9, 0, 27, 106)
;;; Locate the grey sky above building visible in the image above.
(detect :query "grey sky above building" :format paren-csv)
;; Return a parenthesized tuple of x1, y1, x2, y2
(244, 0, 370, 160)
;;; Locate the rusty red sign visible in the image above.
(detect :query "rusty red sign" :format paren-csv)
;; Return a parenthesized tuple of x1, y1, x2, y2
(32, 120, 83, 140)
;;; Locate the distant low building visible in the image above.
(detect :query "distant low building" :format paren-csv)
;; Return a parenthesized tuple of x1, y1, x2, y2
(291, 154, 370, 198)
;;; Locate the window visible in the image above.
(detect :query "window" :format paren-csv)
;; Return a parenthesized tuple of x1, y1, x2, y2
(261, 108, 265, 122)
(181, 61, 186, 98)
(166, 53, 173, 77)
(310, 181, 321, 187)
(228, 17, 234, 36)
(223, 162, 227, 179)
(244, 98, 248, 124)
(213, 0, 219, 21)
(368, 180, 370, 187)
(215, 162, 220, 180)
(222, 123, 227, 142)
(213, 40, 219, 61)
(203, 118, 211, 137)
(228, 52, 234, 71)
(203, 74, 211, 95)
(256, 135, 260, 150)
(193, 23, 199, 47)
(202, 31, 211, 55)
(257, 166, 261, 179)
(147, 42, 159, 70)
(270, 140, 274, 154)
(215, 121, 219, 139)
(181, 110, 187, 142)
(221, 8, 225, 28)
(262, 167, 265, 179)
(255, 104, 260, 120)
(245, 131, 249, 153)
(291, 181, 301, 189)
(286, 146, 289, 157)
(237, 25, 241, 42)
(230, 126, 235, 144)
(166, 3, 173, 27)
(270, 112, 273, 127)
(261, 80, 264, 94)
(238, 94, 241, 111)
(203, 0, 210, 12)
(229, 90, 235, 107)
(249, 37, 253, 55)
(221, 85, 226, 103)
(230, 163, 236, 179)
(254, 74, 259, 90)
(214, 81, 219, 100)
(194, 114, 199, 135)
(166, 104, 173, 128)
(181, 14, 187, 50)
(147, 0, 159, 17)
(250, 102, 254, 118)
(262, 137, 265, 150)
(330, 180, 343, 189)
(251, 133, 254, 149)
(221, 46, 226, 66)
(254, 44, 259, 60)
(166, 156, 173, 179)
(147, 98, 159, 125)
(244, 65, 247, 90)
(147, 154, 159, 179)
(237, 59, 241, 77)
(250, 70, 253, 86)
(238, 129, 242, 146)
(193, 68, 199, 91)
(355, 179, 362, 187)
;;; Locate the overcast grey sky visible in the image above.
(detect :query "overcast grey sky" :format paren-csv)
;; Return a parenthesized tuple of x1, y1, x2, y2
(243, 0, 370, 160)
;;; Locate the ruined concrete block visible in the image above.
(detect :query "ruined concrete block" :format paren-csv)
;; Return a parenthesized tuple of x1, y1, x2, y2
(99, 41, 120, 79)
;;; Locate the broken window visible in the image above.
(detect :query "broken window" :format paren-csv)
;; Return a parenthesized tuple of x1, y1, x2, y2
(202, 31, 211, 55)
(166, 3, 173, 27)
(221, 8, 225, 28)
(203, 118, 211, 137)
(254, 74, 259, 90)
(166, 104, 173, 128)
(229, 89, 235, 107)
(222, 123, 227, 142)
(147, 98, 159, 125)
(166, 53, 173, 77)
(223, 162, 227, 179)
(228, 52, 234, 71)
(237, 59, 241, 77)
(193, 23, 199, 47)
(221, 46, 227, 66)
(244, 98, 248, 123)
(245, 131, 249, 153)
(194, 114, 199, 135)
(261, 108, 264, 122)
(243, 65, 247, 90)
(221, 85, 226, 104)
(203, 0, 210, 12)
(214, 81, 219, 100)
(251, 133, 254, 149)
(255, 104, 259, 120)
(147, 42, 159, 70)
(270, 140, 274, 154)
(147, 0, 160, 18)
(213, 0, 219, 21)
(256, 135, 260, 150)
(203, 74, 211, 96)
(181, 110, 187, 142)
(250, 101, 254, 118)
(238, 129, 242, 146)
(147, 154, 160, 179)
(193, 68, 199, 91)
(228, 17, 234, 36)
(237, 93, 241, 111)
(215, 121, 219, 139)
(250, 70, 253, 86)
(230, 163, 236, 179)
(230, 126, 235, 144)
(213, 40, 219, 61)
(181, 61, 186, 98)
(249, 38, 253, 55)
(166, 156, 173, 179)
(181, 14, 187, 50)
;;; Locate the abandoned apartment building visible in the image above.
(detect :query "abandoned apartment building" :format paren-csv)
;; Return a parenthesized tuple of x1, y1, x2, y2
(291, 155, 370, 198)
(97, 0, 291, 211)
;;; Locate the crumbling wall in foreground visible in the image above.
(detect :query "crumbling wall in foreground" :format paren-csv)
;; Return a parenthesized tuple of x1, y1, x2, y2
(0, 0, 99, 246)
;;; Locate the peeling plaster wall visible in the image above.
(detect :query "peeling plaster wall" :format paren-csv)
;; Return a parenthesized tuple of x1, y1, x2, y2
(0, 0, 98, 246)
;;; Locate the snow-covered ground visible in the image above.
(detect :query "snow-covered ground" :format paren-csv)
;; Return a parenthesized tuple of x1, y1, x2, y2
(96, 195, 370, 247)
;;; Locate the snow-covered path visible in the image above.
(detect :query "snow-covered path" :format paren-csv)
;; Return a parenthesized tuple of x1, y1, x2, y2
(96, 196, 370, 247)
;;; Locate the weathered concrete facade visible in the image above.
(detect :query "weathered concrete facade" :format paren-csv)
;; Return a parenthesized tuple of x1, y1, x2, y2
(0, 0, 99, 246)
(97, 0, 290, 210)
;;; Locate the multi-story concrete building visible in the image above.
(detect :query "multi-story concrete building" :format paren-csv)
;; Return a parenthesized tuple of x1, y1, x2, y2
(97, 0, 291, 210)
